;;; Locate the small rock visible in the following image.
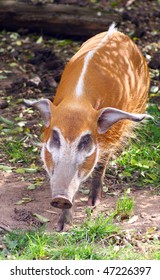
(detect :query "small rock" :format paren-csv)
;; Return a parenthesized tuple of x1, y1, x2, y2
(140, 212, 147, 218)
(28, 76, 41, 86)
(134, 28, 146, 38)
(122, 11, 132, 21)
(0, 100, 8, 109)
(151, 215, 156, 218)
(149, 53, 160, 69)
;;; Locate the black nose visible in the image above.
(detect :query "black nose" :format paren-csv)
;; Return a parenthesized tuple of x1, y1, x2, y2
(51, 196, 72, 209)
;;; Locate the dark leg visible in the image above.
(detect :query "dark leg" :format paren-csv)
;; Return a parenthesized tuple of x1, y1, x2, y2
(57, 207, 73, 232)
(88, 162, 107, 206)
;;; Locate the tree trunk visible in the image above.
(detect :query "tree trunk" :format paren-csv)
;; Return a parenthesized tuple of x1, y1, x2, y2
(0, 0, 120, 38)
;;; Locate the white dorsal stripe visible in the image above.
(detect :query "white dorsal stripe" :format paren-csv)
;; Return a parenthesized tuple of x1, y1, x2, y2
(75, 23, 117, 97)
(75, 50, 95, 97)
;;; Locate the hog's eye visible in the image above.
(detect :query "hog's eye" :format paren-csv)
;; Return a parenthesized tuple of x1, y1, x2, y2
(52, 130, 60, 148)
(78, 134, 92, 151)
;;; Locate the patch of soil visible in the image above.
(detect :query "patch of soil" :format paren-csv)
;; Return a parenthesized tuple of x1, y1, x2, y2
(0, 171, 159, 232)
(1, 46, 64, 100)
(13, 208, 43, 227)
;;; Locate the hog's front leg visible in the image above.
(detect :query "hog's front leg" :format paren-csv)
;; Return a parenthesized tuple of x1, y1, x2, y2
(57, 208, 73, 232)
(88, 161, 108, 206)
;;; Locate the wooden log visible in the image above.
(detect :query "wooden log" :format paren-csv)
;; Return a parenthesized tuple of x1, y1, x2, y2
(0, 0, 120, 38)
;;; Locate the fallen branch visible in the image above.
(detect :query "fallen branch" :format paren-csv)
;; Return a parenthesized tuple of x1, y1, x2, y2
(0, 0, 120, 38)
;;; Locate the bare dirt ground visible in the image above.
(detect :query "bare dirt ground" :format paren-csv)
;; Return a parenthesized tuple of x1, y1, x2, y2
(0, 0, 160, 234)
(0, 170, 160, 233)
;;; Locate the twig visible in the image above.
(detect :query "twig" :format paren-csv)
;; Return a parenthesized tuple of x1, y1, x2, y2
(45, 210, 58, 215)
(0, 224, 12, 233)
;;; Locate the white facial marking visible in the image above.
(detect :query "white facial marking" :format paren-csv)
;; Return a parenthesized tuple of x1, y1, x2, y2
(80, 144, 99, 183)
(75, 23, 117, 97)
(41, 127, 100, 200)
(40, 143, 45, 162)
(47, 128, 96, 165)
(40, 143, 51, 175)
(45, 128, 98, 178)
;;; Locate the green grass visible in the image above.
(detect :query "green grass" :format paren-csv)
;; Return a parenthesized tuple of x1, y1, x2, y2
(110, 105, 160, 188)
(115, 191, 134, 220)
(2, 140, 35, 164)
(0, 213, 159, 260)
(0, 111, 39, 165)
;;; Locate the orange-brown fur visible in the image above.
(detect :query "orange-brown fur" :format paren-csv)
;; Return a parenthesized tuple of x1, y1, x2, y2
(45, 149, 54, 173)
(44, 30, 149, 162)
(78, 151, 97, 178)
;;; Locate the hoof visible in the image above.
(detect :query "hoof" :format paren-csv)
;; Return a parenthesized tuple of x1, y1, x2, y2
(88, 197, 101, 207)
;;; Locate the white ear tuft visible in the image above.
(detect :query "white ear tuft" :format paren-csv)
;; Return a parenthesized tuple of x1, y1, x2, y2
(97, 107, 153, 134)
(24, 98, 53, 127)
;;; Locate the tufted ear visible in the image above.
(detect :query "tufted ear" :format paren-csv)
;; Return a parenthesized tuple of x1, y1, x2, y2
(97, 107, 152, 134)
(24, 98, 54, 127)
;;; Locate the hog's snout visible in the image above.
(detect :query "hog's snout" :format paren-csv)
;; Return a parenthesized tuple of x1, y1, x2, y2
(51, 195, 73, 209)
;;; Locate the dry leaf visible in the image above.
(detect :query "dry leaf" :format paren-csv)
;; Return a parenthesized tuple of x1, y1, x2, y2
(128, 215, 138, 224)
(15, 197, 33, 205)
(33, 213, 50, 223)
